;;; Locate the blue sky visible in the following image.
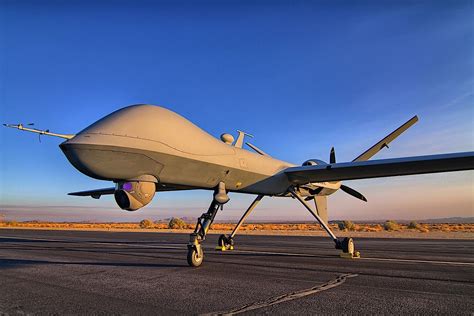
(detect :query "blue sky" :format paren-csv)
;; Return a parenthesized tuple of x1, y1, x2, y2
(0, 0, 472, 222)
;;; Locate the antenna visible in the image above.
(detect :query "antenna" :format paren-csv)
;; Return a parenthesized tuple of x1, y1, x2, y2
(3, 123, 75, 140)
(234, 130, 253, 148)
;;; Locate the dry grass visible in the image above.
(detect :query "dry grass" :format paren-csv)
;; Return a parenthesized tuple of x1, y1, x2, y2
(0, 221, 473, 233)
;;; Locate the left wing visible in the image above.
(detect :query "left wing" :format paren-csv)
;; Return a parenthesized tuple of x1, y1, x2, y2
(68, 183, 198, 199)
(285, 152, 474, 185)
(68, 187, 115, 199)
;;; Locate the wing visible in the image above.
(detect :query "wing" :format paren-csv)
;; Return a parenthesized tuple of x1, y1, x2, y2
(285, 152, 474, 185)
(352, 115, 418, 162)
(68, 183, 198, 199)
(68, 187, 115, 199)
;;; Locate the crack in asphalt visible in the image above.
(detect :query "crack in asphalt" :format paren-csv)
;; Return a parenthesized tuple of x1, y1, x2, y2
(204, 273, 358, 315)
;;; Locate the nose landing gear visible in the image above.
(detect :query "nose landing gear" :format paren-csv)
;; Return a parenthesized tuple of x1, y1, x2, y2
(187, 199, 221, 267)
(187, 181, 230, 267)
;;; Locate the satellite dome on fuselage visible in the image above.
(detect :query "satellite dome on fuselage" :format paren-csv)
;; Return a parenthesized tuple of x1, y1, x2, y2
(78, 104, 234, 156)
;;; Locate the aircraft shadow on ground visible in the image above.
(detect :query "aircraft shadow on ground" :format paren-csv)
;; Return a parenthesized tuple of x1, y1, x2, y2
(0, 237, 185, 246)
(0, 258, 185, 269)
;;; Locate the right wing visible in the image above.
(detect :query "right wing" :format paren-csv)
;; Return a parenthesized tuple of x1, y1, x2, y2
(285, 152, 474, 185)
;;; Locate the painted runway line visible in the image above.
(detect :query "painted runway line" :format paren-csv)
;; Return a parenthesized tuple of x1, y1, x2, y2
(1, 235, 473, 267)
(230, 249, 474, 267)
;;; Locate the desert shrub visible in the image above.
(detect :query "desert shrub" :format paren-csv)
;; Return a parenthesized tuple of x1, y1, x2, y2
(408, 221, 419, 229)
(139, 219, 154, 229)
(418, 226, 430, 233)
(364, 227, 380, 232)
(440, 224, 451, 232)
(338, 220, 355, 231)
(168, 217, 186, 229)
(384, 220, 399, 231)
(296, 224, 306, 230)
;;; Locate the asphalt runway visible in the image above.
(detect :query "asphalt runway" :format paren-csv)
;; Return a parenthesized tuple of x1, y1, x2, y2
(0, 229, 473, 315)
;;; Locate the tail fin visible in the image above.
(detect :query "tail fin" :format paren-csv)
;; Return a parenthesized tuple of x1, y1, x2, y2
(353, 115, 418, 162)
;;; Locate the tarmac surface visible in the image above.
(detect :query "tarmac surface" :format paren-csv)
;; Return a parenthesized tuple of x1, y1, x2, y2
(0, 229, 473, 315)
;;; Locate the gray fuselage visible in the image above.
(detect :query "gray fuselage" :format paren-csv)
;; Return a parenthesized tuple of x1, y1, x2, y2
(60, 104, 303, 195)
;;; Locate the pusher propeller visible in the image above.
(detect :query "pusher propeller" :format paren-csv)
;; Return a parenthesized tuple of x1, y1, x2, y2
(340, 184, 367, 202)
(330, 147, 336, 164)
(329, 147, 367, 202)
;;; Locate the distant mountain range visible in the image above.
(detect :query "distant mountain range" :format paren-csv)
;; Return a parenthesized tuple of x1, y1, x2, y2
(2, 212, 472, 224)
(417, 217, 474, 224)
(157, 216, 474, 224)
(338, 217, 474, 224)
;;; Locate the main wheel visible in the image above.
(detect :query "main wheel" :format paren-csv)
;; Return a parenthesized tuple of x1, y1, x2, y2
(341, 237, 354, 254)
(218, 234, 234, 250)
(187, 246, 204, 267)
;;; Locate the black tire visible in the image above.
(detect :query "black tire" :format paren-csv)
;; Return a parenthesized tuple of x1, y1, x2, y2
(341, 237, 354, 254)
(187, 246, 204, 267)
(218, 235, 226, 247)
(218, 235, 234, 249)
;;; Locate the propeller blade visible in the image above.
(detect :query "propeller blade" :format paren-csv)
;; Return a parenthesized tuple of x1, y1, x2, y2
(340, 184, 367, 202)
(330, 147, 336, 164)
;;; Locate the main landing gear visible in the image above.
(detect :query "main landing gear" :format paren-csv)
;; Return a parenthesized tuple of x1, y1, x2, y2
(288, 188, 360, 259)
(216, 194, 264, 251)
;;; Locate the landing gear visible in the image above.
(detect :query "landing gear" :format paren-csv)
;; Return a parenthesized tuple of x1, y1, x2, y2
(216, 194, 264, 251)
(187, 199, 222, 267)
(340, 237, 354, 254)
(187, 244, 204, 267)
(289, 188, 360, 259)
(336, 237, 359, 258)
(217, 234, 234, 251)
(187, 182, 231, 267)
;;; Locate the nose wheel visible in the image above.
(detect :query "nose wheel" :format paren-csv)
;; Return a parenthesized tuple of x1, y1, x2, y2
(187, 245, 204, 267)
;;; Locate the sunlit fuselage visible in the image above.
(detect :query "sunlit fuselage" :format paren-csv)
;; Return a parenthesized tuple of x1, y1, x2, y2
(60, 105, 334, 196)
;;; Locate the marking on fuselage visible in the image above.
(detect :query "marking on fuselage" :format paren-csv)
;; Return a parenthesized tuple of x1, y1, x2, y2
(239, 158, 247, 169)
(204, 273, 358, 315)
